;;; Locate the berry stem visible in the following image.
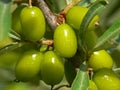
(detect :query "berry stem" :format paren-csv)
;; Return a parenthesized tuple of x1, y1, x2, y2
(39, 40, 54, 46)
(88, 68, 93, 80)
(51, 85, 54, 90)
(28, 0, 32, 7)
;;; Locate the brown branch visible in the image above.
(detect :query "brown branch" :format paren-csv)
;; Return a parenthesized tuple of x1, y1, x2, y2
(36, 0, 57, 30)
(36, 0, 81, 28)
(87, 68, 93, 80)
(24, 39, 54, 46)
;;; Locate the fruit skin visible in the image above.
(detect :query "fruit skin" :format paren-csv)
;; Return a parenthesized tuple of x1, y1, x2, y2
(0, 50, 21, 67)
(15, 50, 43, 82)
(0, 47, 22, 68)
(88, 50, 113, 71)
(4, 82, 30, 90)
(88, 80, 98, 90)
(85, 30, 97, 50)
(20, 6, 46, 41)
(41, 51, 64, 85)
(54, 23, 77, 58)
(12, 4, 26, 34)
(93, 68, 120, 90)
(66, 6, 99, 30)
(64, 60, 76, 86)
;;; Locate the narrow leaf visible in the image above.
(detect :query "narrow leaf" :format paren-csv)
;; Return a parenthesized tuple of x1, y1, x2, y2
(94, 20, 120, 50)
(100, 0, 120, 29)
(78, 0, 107, 52)
(9, 30, 21, 41)
(0, 0, 12, 41)
(79, 0, 107, 37)
(78, 0, 97, 7)
(71, 62, 89, 90)
(0, 42, 24, 54)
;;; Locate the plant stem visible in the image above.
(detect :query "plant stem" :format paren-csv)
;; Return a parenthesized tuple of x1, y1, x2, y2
(51, 85, 54, 90)
(36, 0, 57, 30)
(39, 39, 54, 46)
(36, 0, 81, 29)
(88, 68, 93, 80)
(56, 0, 81, 24)
(62, 0, 81, 15)
(28, 0, 32, 7)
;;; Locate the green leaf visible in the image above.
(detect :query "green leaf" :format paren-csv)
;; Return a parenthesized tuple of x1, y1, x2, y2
(71, 62, 89, 90)
(94, 20, 120, 50)
(113, 68, 120, 78)
(0, 0, 12, 41)
(78, 0, 97, 7)
(100, 0, 120, 29)
(78, 0, 106, 53)
(79, 0, 106, 39)
(0, 42, 24, 54)
(9, 30, 21, 41)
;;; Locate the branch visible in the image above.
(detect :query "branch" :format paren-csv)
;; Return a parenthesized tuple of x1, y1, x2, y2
(36, 0, 57, 30)
(57, 0, 81, 24)
(62, 0, 81, 15)
(36, 0, 81, 28)
(39, 39, 54, 46)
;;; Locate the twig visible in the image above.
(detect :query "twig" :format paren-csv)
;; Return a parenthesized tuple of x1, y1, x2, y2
(36, 0, 81, 28)
(39, 39, 54, 46)
(57, 0, 81, 24)
(62, 0, 81, 15)
(36, 0, 57, 30)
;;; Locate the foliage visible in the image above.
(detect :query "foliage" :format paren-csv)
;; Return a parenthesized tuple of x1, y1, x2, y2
(0, 0, 11, 41)
(0, 0, 120, 90)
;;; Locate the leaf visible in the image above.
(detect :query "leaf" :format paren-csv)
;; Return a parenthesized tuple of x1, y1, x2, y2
(0, 42, 24, 54)
(78, 0, 97, 7)
(100, 0, 120, 29)
(78, 0, 107, 53)
(71, 62, 89, 90)
(113, 68, 120, 78)
(79, 0, 107, 39)
(94, 20, 120, 50)
(0, 0, 12, 41)
(9, 29, 21, 41)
